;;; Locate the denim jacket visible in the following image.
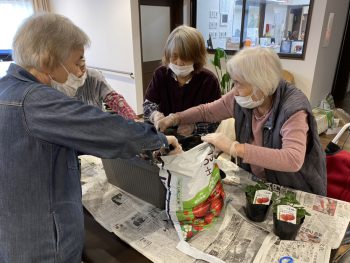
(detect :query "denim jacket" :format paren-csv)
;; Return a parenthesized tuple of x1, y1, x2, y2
(0, 63, 167, 263)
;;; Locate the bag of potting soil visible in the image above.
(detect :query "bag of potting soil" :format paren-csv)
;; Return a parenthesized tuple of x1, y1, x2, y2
(159, 142, 226, 263)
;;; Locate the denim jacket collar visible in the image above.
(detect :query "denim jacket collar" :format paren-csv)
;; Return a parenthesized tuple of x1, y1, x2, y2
(7, 63, 39, 83)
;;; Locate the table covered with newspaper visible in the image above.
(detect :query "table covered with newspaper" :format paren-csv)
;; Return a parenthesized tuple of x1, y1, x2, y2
(80, 155, 350, 263)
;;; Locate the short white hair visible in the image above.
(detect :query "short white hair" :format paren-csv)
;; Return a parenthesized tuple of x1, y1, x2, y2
(12, 13, 90, 71)
(226, 47, 282, 96)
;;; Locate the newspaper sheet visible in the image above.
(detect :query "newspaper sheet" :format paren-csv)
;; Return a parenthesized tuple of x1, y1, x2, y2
(223, 174, 350, 250)
(82, 174, 269, 263)
(192, 204, 270, 263)
(253, 235, 331, 263)
(80, 156, 348, 263)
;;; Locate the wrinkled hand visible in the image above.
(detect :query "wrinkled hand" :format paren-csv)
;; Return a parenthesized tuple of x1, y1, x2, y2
(177, 124, 195, 137)
(151, 111, 165, 130)
(157, 113, 179, 132)
(201, 133, 238, 156)
(165, 135, 183, 155)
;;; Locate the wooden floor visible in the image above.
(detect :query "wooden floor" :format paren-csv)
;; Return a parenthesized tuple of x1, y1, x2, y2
(319, 131, 350, 152)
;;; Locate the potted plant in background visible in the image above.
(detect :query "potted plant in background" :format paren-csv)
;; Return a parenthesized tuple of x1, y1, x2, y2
(211, 48, 232, 95)
(272, 192, 311, 240)
(244, 181, 274, 222)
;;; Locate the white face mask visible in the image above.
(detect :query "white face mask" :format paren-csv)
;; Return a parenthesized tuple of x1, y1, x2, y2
(234, 93, 264, 109)
(50, 64, 87, 97)
(168, 63, 194, 77)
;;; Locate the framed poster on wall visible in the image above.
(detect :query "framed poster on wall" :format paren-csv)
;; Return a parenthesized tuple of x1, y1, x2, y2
(291, 41, 304, 54)
(280, 40, 292, 53)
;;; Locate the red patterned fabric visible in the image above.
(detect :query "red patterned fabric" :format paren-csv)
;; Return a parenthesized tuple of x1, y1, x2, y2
(326, 149, 350, 202)
(104, 92, 137, 120)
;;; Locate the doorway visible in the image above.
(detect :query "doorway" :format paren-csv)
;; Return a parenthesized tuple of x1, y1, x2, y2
(332, 4, 350, 112)
(139, 0, 183, 96)
(285, 6, 303, 40)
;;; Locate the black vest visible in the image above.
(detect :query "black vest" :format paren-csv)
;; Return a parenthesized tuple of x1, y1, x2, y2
(234, 81, 327, 195)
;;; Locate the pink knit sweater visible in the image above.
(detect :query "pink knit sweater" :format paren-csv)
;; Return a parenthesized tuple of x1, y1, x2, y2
(178, 89, 309, 178)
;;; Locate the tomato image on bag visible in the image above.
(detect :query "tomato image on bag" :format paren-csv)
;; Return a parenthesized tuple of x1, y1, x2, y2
(159, 143, 227, 261)
(192, 200, 211, 217)
(176, 164, 225, 240)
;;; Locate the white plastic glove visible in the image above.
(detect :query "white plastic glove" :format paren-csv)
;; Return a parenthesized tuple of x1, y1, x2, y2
(177, 124, 195, 137)
(201, 133, 239, 157)
(157, 113, 180, 132)
(165, 135, 183, 155)
(150, 111, 165, 130)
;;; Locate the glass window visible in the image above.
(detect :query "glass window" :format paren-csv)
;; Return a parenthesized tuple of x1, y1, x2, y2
(194, 0, 313, 59)
(0, 0, 33, 61)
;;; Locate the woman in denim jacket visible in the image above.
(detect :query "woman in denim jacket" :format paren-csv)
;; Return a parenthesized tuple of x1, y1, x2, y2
(0, 13, 181, 263)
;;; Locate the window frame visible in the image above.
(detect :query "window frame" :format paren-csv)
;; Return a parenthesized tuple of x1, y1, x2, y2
(0, 0, 34, 62)
(0, 49, 12, 62)
(191, 0, 314, 60)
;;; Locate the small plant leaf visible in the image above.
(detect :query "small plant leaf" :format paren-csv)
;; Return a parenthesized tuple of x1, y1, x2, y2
(272, 191, 310, 221)
(220, 78, 226, 91)
(216, 48, 226, 58)
(244, 181, 269, 203)
(222, 73, 230, 82)
(212, 48, 232, 94)
(213, 48, 226, 69)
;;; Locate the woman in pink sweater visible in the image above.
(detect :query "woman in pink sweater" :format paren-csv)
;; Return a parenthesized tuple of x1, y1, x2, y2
(158, 47, 326, 195)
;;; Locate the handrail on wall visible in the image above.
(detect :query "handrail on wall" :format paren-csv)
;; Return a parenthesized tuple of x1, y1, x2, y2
(88, 66, 134, 79)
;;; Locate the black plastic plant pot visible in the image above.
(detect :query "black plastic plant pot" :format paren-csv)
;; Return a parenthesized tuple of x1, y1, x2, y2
(245, 195, 271, 222)
(273, 213, 305, 240)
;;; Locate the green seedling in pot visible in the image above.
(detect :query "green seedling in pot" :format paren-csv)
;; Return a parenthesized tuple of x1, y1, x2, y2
(244, 181, 276, 204)
(272, 191, 311, 224)
(244, 181, 276, 222)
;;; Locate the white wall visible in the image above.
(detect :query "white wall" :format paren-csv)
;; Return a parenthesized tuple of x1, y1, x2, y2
(309, 0, 350, 106)
(279, 0, 328, 100)
(130, 1, 144, 115)
(50, 0, 142, 113)
(0, 61, 11, 78)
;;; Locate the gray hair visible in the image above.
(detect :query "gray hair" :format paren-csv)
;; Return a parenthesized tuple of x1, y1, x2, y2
(226, 47, 282, 96)
(12, 13, 90, 71)
(162, 25, 207, 72)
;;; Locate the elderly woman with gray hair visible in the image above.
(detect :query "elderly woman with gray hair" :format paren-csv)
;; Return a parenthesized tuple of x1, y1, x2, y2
(158, 47, 326, 195)
(0, 13, 181, 263)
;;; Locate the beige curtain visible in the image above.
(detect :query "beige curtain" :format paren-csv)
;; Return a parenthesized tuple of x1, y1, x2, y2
(32, 0, 51, 12)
